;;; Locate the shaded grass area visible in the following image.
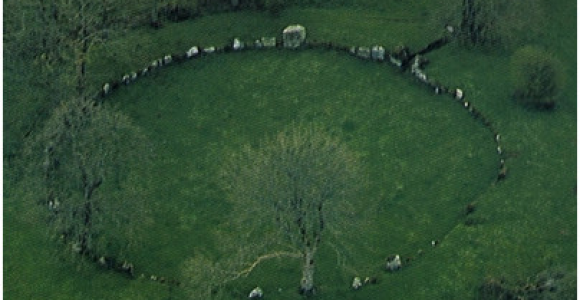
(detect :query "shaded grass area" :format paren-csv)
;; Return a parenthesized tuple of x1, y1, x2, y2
(4, 0, 575, 299)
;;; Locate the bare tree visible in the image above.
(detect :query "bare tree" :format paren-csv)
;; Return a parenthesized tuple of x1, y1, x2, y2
(26, 98, 152, 261)
(219, 123, 361, 295)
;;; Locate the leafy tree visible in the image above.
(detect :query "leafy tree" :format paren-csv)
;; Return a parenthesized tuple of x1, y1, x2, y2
(219, 123, 361, 295)
(434, 0, 543, 49)
(7, 0, 142, 100)
(511, 46, 565, 110)
(25, 98, 152, 261)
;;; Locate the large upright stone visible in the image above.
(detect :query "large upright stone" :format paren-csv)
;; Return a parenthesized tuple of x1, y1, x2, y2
(371, 46, 385, 61)
(282, 25, 306, 49)
(385, 254, 402, 272)
(232, 38, 244, 51)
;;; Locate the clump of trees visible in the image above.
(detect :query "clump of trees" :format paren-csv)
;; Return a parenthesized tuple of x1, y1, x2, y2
(510, 46, 565, 110)
(183, 123, 362, 297)
(478, 268, 576, 299)
(434, 0, 543, 49)
(25, 97, 152, 262)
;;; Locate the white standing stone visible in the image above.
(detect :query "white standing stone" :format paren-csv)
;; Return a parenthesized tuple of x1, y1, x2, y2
(371, 45, 385, 61)
(352, 277, 362, 290)
(357, 47, 371, 59)
(248, 287, 263, 298)
(102, 83, 111, 95)
(163, 55, 172, 65)
(282, 24, 307, 49)
(455, 89, 464, 100)
(386, 254, 402, 272)
(186, 46, 199, 58)
(203, 46, 216, 54)
(233, 38, 244, 51)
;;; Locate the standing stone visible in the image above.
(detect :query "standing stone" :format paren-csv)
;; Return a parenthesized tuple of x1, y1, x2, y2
(261, 37, 276, 47)
(186, 46, 199, 58)
(349, 46, 357, 55)
(371, 46, 385, 61)
(356, 47, 371, 59)
(352, 277, 362, 290)
(163, 55, 172, 65)
(232, 38, 244, 51)
(282, 24, 307, 49)
(385, 254, 402, 272)
(248, 287, 263, 298)
(102, 83, 111, 96)
(203, 46, 216, 54)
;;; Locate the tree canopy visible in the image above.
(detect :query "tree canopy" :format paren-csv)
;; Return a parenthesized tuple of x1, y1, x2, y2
(25, 98, 153, 261)
(434, 0, 544, 49)
(511, 46, 565, 110)
(220, 123, 361, 294)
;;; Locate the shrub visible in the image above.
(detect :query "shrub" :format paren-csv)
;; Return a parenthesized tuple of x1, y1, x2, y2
(511, 46, 565, 110)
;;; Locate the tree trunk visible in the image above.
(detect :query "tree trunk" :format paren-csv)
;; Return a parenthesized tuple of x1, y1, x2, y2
(461, 0, 477, 44)
(300, 250, 315, 295)
(151, 0, 158, 23)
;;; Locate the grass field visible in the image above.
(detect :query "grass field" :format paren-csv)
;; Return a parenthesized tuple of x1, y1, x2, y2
(4, 1, 576, 299)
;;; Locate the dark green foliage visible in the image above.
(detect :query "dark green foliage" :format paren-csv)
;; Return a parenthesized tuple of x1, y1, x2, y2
(264, 0, 285, 16)
(477, 268, 576, 300)
(511, 46, 565, 110)
(222, 123, 361, 293)
(477, 277, 516, 300)
(434, 0, 543, 49)
(25, 98, 152, 262)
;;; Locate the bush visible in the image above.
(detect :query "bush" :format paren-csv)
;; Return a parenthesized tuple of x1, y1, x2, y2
(511, 46, 565, 110)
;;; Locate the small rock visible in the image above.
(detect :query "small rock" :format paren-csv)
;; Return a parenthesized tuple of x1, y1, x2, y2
(248, 286, 263, 298)
(186, 46, 199, 58)
(232, 38, 244, 51)
(356, 47, 371, 59)
(203, 46, 216, 54)
(371, 46, 385, 61)
(352, 277, 362, 289)
(385, 254, 402, 272)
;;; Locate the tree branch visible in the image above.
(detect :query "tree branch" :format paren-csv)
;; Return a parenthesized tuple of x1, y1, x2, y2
(228, 251, 301, 282)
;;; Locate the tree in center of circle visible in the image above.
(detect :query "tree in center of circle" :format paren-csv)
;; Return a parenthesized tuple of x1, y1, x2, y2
(223, 123, 360, 296)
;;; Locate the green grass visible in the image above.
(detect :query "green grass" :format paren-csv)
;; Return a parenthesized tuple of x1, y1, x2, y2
(101, 47, 497, 299)
(4, 1, 576, 299)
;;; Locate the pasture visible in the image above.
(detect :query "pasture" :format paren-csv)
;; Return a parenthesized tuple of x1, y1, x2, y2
(4, 1, 576, 299)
